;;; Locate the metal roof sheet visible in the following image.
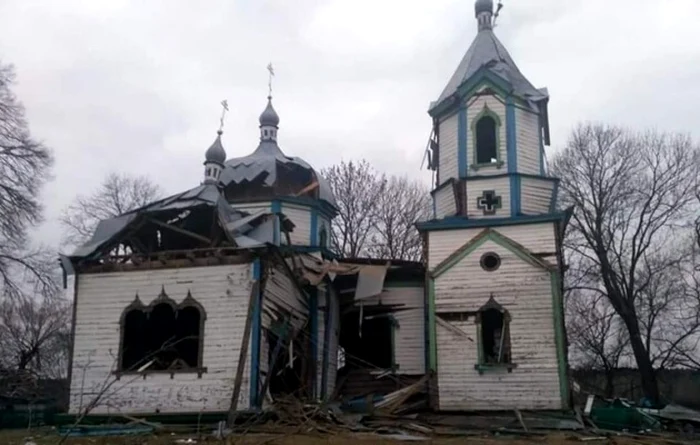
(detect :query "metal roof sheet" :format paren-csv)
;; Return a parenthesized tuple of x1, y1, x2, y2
(67, 184, 273, 260)
(430, 29, 547, 112)
(220, 141, 337, 208)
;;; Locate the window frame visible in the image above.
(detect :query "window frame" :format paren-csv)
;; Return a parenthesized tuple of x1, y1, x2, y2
(470, 106, 504, 171)
(473, 295, 517, 374)
(115, 288, 208, 379)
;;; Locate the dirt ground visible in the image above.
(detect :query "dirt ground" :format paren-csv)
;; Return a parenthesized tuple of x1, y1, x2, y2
(0, 429, 692, 445)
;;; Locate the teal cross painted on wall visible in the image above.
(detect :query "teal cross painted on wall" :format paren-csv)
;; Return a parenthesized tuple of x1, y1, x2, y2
(477, 190, 502, 215)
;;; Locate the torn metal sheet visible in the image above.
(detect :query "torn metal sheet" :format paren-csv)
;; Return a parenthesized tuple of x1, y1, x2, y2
(220, 141, 337, 207)
(69, 213, 137, 258)
(65, 183, 276, 262)
(354, 263, 390, 301)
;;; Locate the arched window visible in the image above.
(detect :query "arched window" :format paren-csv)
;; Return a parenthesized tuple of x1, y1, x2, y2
(118, 288, 206, 374)
(475, 115, 498, 164)
(475, 296, 512, 369)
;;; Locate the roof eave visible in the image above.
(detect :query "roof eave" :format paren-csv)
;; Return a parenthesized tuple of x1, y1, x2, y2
(428, 67, 514, 118)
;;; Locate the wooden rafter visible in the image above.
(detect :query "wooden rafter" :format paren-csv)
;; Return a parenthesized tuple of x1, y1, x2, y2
(294, 180, 319, 197)
(145, 216, 213, 245)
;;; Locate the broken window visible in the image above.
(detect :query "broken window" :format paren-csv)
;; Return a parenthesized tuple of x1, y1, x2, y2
(119, 289, 205, 373)
(475, 115, 498, 164)
(339, 311, 395, 370)
(477, 297, 511, 365)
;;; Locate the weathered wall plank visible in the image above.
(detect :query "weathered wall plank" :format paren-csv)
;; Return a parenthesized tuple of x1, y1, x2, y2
(516, 107, 541, 175)
(438, 113, 459, 183)
(69, 264, 255, 414)
(428, 223, 558, 268)
(359, 286, 425, 375)
(433, 238, 563, 411)
(521, 177, 555, 215)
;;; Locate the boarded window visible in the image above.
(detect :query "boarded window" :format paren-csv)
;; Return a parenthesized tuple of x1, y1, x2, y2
(475, 116, 498, 164)
(479, 307, 511, 364)
(119, 291, 205, 372)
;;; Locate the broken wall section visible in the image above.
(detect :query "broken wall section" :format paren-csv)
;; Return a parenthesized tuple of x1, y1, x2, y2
(334, 261, 426, 402)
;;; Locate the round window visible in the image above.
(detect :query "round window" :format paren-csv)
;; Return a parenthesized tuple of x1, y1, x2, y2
(480, 252, 501, 272)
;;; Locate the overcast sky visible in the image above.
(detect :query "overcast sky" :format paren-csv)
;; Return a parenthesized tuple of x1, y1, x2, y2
(1, 0, 699, 249)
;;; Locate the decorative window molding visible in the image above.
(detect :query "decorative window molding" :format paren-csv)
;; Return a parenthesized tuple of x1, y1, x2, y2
(471, 105, 503, 169)
(474, 295, 515, 374)
(116, 286, 207, 378)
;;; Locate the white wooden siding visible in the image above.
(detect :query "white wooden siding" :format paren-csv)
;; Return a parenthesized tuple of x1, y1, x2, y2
(433, 240, 562, 411)
(428, 223, 558, 268)
(231, 202, 272, 214)
(438, 113, 459, 183)
(516, 107, 541, 175)
(69, 264, 254, 414)
(434, 186, 456, 219)
(465, 176, 510, 219)
(466, 95, 507, 176)
(282, 204, 312, 246)
(521, 177, 555, 215)
(360, 286, 425, 375)
(262, 265, 308, 329)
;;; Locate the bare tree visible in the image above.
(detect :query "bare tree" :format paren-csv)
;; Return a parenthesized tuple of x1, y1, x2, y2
(566, 288, 629, 397)
(60, 172, 162, 247)
(0, 286, 70, 376)
(322, 160, 386, 258)
(0, 61, 54, 296)
(551, 124, 700, 404)
(367, 176, 431, 262)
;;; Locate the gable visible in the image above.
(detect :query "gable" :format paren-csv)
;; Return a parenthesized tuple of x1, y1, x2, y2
(431, 228, 554, 279)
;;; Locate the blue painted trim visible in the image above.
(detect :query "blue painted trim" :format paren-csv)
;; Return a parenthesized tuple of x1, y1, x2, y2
(458, 106, 467, 178)
(249, 258, 262, 408)
(550, 181, 560, 213)
(506, 96, 517, 174)
(429, 67, 520, 119)
(270, 200, 281, 213)
(509, 175, 521, 216)
(310, 210, 319, 246)
(321, 287, 331, 400)
(271, 201, 281, 246)
(416, 211, 570, 232)
(309, 287, 319, 399)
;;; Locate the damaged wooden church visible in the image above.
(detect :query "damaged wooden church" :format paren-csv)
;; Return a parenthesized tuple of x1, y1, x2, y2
(61, 0, 571, 418)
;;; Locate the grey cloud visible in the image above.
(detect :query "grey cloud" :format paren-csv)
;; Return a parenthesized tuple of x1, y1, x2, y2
(0, 0, 698, 248)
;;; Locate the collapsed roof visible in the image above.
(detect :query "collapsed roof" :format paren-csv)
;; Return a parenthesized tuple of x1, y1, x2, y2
(65, 183, 292, 264)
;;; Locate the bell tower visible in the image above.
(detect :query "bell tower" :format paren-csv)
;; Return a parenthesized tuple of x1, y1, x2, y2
(417, 0, 571, 413)
(425, 0, 557, 221)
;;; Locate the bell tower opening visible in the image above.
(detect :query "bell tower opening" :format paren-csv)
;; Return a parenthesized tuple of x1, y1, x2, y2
(475, 115, 498, 164)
